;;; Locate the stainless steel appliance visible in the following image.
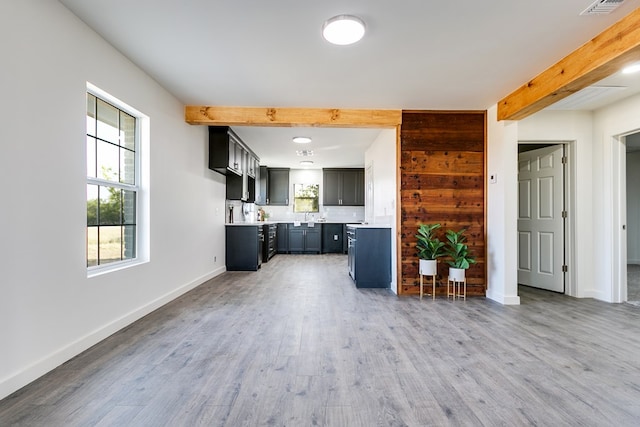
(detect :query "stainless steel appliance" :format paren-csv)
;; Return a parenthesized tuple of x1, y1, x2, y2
(347, 226, 356, 280)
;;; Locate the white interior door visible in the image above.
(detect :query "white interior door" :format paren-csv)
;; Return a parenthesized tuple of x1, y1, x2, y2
(518, 145, 565, 292)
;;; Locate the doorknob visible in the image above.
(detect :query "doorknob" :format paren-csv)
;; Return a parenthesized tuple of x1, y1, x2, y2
(623, 224, 626, 230)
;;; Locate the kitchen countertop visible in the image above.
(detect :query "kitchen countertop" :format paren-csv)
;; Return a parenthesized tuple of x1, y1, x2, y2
(345, 223, 392, 229)
(226, 220, 359, 226)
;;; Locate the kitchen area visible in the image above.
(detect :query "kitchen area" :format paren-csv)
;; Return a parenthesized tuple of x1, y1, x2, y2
(210, 126, 395, 290)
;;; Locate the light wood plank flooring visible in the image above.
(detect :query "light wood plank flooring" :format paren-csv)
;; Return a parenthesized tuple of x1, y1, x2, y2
(628, 264, 640, 303)
(2, 255, 640, 426)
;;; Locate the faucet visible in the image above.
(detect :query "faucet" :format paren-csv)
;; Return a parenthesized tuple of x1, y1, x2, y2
(304, 211, 309, 221)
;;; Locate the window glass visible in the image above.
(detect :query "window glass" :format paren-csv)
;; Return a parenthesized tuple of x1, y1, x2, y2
(293, 183, 319, 213)
(96, 99, 119, 144)
(86, 91, 138, 269)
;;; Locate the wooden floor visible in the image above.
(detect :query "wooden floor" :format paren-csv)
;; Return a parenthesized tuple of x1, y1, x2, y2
(2, 255, 640, 426)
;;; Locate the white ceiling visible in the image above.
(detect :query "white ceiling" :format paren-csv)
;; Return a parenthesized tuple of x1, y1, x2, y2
(59, 0, 640, 167)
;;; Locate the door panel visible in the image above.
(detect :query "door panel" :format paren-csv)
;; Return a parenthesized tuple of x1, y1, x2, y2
(518, 232, 531, 271)
(518, 145, 564, 292)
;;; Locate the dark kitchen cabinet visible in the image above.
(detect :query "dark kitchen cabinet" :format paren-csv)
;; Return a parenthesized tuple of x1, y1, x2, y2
(276, 223, 288, 253)
(257, 167, 289, 206)
(347, 226, 391, 288)
(225, 225, 262, 271)
(288, 224, 321, 253)
(256, 166, 267, 205)
(323, 168, 364, 206)
(209, 126, 259, 202)
(209, 126, 245, 176)
(226, 173, 254, 202)
(262, 223, 277, 262)
(267, 168, 290, 205)
(322, 223, 345, 253)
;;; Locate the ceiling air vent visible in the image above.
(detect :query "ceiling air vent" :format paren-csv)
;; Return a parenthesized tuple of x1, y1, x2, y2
(580, 0, 625, 15)
(296, 149, 314, 157)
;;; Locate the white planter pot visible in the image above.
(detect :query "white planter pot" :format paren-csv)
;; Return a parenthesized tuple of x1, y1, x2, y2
(419, 259, 438, 276)
(449, 267, 466, 282)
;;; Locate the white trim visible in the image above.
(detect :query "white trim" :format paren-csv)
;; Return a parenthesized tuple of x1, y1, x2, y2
(611, 134, 630, 303)
(0, 267, 226, 401)
(485, 288, 521, 305)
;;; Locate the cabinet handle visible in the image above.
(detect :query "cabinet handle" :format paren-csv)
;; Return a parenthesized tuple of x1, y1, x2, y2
(234, 162, 238, 169)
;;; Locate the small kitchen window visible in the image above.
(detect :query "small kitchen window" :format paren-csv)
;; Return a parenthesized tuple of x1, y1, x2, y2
(293, 183, 319, 213)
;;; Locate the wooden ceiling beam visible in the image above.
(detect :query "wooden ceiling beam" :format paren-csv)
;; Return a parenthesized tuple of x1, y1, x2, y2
(498, 8, 640, 121)
(185, 106, 402, 128)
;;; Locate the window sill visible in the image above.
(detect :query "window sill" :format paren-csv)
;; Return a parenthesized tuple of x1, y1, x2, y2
(87, 258, 148, 278)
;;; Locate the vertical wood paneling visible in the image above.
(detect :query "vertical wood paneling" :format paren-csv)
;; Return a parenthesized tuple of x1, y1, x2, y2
(399, 111, 486, 296)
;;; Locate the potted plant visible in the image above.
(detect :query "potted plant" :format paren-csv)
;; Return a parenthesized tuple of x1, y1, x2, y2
(415, 223, 446, 276)
(445, 228, 476, 282)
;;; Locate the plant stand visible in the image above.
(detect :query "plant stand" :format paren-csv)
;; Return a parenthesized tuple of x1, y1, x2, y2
(419, 259, 438, 300)
(447, 276, 466, 300)
(419, 272, 436, 300)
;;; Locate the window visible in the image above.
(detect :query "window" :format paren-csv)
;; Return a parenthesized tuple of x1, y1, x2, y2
(86, 91, 139, 268)
(293, 183, 319, 213)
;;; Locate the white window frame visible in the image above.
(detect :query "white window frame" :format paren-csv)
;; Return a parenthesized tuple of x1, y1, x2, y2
(86, 83, 148, 276)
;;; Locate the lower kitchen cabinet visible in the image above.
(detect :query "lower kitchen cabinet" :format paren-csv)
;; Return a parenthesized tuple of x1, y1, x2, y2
(277, 223, 288, 253)
(288, 224, 321, 253)
(262, 223, 277, 262)
(322, 223, 345, 253)
(347, 226, 391, 288)
(225, 225, 262, 271)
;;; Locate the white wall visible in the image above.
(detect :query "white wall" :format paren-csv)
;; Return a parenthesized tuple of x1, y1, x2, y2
(486, 106, 520, 304)
(628, 151, 640, 264)
(592, 93, 640, 301)
(0, 1, 226, 399)
(364, 129, 398, 293)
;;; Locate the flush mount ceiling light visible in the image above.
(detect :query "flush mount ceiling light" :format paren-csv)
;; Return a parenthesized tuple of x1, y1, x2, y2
(292, 136, 312, 144)
(299, 160, 314, 166)
(622, 63, 640, 74)
(322, 15, 365, 45)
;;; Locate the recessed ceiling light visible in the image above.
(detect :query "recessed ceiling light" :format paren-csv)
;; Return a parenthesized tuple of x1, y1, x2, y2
(622, 63, 640, 74)
(300, 160, 314, 166)
(292, 136, 312, 144)
(322, 15, 365, 46)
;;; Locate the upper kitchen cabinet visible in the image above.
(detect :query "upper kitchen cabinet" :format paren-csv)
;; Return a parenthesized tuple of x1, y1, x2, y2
(209, 126, 246, 176)
(323, 168, 364, 206)
(264, 168, 290, 206)
(247, 155, 258, 179)
(256, 165, 267, 205)
(209, 126, 259, 201)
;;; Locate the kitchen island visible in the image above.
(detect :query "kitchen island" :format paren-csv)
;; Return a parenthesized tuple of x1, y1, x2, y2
(346, 224, 392, 288)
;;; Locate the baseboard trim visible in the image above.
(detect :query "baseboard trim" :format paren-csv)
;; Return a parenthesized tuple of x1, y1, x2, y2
(486, 289, 521, 305)
(0, 266, 226, 400)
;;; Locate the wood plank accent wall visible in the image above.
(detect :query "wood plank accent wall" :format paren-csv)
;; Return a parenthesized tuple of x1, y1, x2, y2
(399, 111, 486, 296)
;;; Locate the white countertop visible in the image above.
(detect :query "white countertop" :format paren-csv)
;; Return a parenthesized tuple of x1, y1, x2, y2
(345, 223, 392, 228)
(225, 220, 357, 226)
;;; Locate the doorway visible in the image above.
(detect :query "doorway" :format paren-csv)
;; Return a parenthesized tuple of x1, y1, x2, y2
(626, 132, 640, 304)
(517, 143, 566, 293)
